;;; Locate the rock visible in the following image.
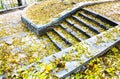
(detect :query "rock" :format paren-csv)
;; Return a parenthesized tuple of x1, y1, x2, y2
(5, 38, 13, 45)
(71, 31, 77, 36)
(11, 47, 22, 55)
(18, 54, 26, 59)
(35, 39, 40, 43)
(0, 43, 4, 47)
(61, 0, 71, 5)
(45, 44, 50, 47)
(66, 28, 72, 33)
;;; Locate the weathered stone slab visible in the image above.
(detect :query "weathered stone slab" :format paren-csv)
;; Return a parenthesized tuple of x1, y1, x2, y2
(21, 0, 114, 35)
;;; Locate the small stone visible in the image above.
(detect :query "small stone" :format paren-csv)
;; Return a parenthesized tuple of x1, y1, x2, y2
(18, 54, 26, 59)
(46, 44, 50, 47)
(5, 38, 13, 45)
(11, 48, 20, 54)
(0, 43, 4, 47)
(71, 31, 77, 36)
(61, 0, 71, 5)
(66, 28, 72, 33)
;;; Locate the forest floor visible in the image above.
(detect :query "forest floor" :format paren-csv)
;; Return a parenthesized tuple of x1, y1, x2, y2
(0, 0, 120, 79)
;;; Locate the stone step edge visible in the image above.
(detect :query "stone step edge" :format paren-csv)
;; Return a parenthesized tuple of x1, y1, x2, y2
(13, 25, 120, 79)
